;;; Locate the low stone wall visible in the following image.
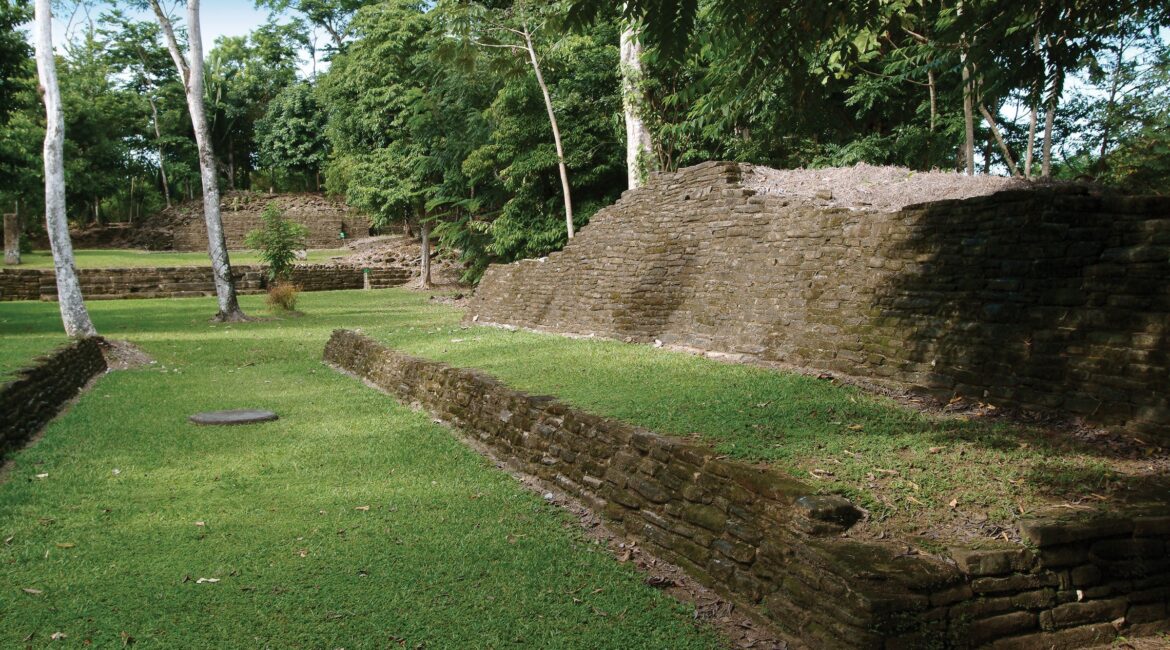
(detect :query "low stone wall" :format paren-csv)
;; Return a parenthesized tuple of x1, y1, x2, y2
(0, 264, 412, 302)
(324, 329, 1170, 649)
(0, 338, 107, 456)
(467, 161, 1170, 442)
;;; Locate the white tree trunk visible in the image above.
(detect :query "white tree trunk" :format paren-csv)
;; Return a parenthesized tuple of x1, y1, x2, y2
(523, 29, 574, 239)
(419, 217, 432, 288)
(1042, 100, 1056, 179)
(34, 0, 97, 338)
(620, 25, 653, 189)
(149, 96, 171, 207)
(149, 0, 245, 321)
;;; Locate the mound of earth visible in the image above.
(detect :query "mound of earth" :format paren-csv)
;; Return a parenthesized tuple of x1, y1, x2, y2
(743, 162, 1037, 212)
(336, 235, 466, 287)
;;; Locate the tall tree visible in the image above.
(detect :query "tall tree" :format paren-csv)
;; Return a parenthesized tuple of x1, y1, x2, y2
(34, 0, 98, 338)
(444, 0, 577, 239)
(620, 19, 653, 188)
(146, 0, 246, 321)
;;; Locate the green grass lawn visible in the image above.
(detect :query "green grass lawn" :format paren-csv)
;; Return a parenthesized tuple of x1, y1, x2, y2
(2, 290, 1154, 553)
(0, 292, 719, 648)
(17, 248, 348, 269)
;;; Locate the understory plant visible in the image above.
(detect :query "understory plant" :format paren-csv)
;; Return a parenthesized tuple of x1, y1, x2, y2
(245, 203, 308, 312)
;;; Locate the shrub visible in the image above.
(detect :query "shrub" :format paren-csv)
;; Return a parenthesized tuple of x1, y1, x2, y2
(245, 203, 309, 283)
(266, 281, 301, 313)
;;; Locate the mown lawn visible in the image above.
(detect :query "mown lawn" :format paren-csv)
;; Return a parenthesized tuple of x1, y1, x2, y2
(3, 289, 1155, 552)
(0, 292, 719, 649)
(17, 248, 347, 269)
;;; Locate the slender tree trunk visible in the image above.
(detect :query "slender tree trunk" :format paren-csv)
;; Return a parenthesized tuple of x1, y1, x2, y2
(1098, 44, 1124, 168)
(620, 23, 653, 189)
(149, 96, 171, 207)
(1041, 100, 1056, 179)
(927, 68, 937, 132)
(149, 0, 245, 321)
(961, 57, 976, 175)
(228, 143, 236, 191)
(34, 0, 97, 338)
(523, 28, 574, 239)
(419, 216, 432, 289)
(1025, 103, 1037, 178)
(979, 103, 1021, 177)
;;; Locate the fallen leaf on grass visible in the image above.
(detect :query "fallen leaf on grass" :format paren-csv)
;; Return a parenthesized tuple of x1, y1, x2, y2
(296, 549, 309, 558)
(354, 506, 370, 512)
(50, 632, 67, 641)
(195, 578, 220, 584)
(4, 536, 13, 545)
(948, 498, 958, 508)
(22, 588, 43, 596)
(34, 473, 48, 479)
(847, 424, 864, 431)
(906, 496, 925, 506)
(55, 542, 75, 549)
(194, 521, 205, 527)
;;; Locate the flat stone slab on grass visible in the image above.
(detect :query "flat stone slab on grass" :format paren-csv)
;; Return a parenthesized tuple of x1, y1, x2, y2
(189, 409, 278, 426)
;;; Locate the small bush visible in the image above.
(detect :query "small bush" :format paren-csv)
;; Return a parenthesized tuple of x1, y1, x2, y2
(266, 281, 301, 313)
(245, 204, 309, 283)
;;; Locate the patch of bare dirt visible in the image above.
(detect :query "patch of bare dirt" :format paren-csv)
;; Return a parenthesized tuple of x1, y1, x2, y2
(98, 339, 154, 370)
(744, 162, 1044, 212)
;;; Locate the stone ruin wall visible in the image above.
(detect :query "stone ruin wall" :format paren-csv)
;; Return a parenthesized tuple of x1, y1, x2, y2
(0, 264, 411, 302)
(468, 162, 1170, 442)
(160, 192, 371, 251)
(325, 330, 1170, 649)
(0, 338, 107, 456)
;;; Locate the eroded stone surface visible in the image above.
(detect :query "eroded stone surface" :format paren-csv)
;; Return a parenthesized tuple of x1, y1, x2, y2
(189, 409, 278, 426)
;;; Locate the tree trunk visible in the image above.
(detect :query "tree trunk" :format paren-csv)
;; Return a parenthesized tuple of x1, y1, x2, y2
(523, 28, 574, 239)
(149, 96, 171, 207)
(927, 69, 937, 132)
(149, 0, 245, 321)
(1042, 98, 1056, 179)
(620, 24, 653, 189)
(4, 213, 20, 265)
(419, 216, 432, 289)
(1098, 44, 1124, 168)
(979, 103, 1021, 177)
(34, 0, 97, 338)
(961, 56, 976, 175)
(228, 143, 236, 191)
(1025, 103, 1037, 178)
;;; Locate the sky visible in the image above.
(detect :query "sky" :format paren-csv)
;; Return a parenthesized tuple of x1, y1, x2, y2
(38, 1, 320, 75)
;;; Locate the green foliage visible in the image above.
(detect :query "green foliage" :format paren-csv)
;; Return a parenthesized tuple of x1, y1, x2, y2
(244, 203, 309, 281)
(256, 81, 329, 188)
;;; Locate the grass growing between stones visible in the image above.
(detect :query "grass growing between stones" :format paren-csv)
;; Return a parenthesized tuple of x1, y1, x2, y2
(18, 248, 347, 269)
(0, 292, 720, 648)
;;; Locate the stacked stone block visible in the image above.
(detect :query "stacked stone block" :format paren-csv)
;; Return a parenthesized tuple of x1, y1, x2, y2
(0, 338, 107, 455)
(0, 264, 412, 302)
